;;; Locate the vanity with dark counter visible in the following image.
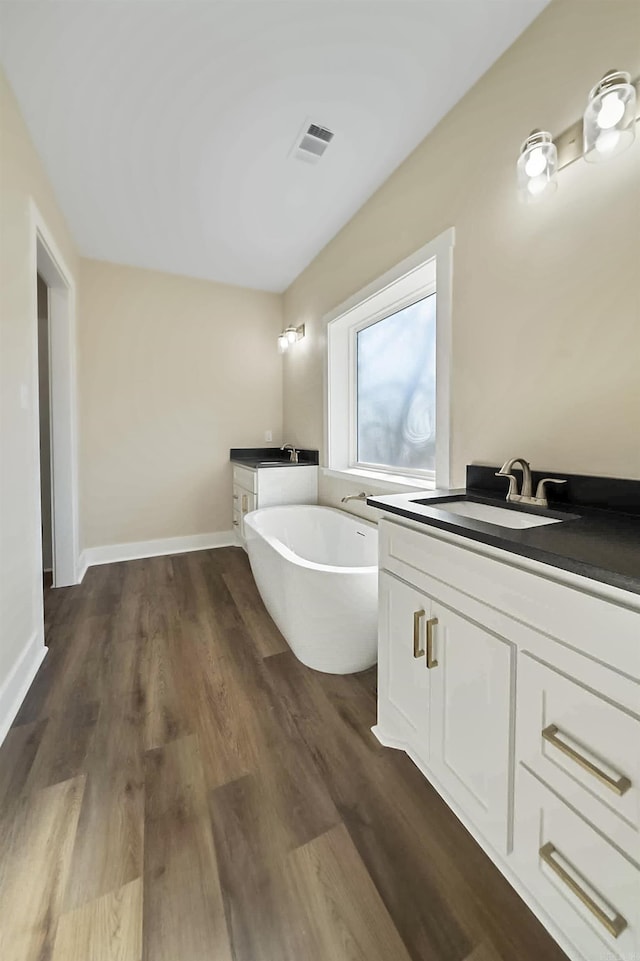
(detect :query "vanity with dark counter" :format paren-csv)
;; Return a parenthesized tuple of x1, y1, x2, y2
(368, 464, 640, 595)
(230, 447, 319, 543)
(370, 462, 640, 961)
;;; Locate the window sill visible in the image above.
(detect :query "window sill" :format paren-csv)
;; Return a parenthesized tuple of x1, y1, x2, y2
(322, 467, 435, 494)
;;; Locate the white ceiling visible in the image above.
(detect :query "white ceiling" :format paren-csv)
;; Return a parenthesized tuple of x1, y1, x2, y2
(0, 1, 548, 292)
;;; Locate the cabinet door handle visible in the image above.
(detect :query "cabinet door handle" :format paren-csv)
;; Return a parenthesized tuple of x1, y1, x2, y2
(233, 520, 239, 528)
(242, 494, 248, 514)
(233, 493, 239, 501)
(541, 724, 631, 796)
(426, 617, 438, 669)
(413, 610, 425, 658)
(539, 842, 627, 938)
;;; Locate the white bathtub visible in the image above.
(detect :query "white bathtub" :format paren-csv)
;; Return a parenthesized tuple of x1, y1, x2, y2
(244, 505, 378, 674)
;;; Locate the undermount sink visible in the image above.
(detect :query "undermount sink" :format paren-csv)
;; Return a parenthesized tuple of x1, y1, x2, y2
(257, 460, 289, 465)
(431, 500, 564, 529)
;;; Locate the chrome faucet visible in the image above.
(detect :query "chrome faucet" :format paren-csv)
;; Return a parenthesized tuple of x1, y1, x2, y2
(496, 457, 566, 509)
(341, 491, 370, 504)
(280, 443, 299, 463)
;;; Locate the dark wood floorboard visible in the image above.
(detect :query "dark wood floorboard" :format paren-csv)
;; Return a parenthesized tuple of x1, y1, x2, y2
(0, 547, 569, 961)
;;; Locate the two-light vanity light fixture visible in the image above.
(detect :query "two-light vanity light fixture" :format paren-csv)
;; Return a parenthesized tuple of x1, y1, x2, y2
(518, 70, 638, 202)
(277, 324, 305, 353)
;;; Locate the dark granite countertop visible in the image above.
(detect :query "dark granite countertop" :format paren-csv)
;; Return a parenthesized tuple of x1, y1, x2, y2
(230, 447, 319, 469)
(367, 466, 640, 597)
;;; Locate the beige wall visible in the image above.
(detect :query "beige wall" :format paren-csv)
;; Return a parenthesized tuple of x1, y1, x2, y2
(282, 0, 640, 511)
(79, 259, 283, 548)
(0, 68, 79, 688)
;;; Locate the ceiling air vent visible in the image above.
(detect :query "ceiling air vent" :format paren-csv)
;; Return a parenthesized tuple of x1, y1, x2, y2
(292, 121, 335, 164)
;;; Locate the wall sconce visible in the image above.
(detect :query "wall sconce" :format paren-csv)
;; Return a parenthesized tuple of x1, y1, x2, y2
(278, 324, 305, 353)
(518, 69, 639, 199)
(517, 130, 558, 202)
(583, 70, 636, 162)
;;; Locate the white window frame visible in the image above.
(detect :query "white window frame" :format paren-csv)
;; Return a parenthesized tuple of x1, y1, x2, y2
(324, 227, 454, 491)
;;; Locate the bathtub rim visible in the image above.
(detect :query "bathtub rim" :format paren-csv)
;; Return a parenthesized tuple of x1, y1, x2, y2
(243, 504, 378, 575)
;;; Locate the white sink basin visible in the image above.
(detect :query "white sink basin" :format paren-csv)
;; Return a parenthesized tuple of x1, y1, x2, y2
(435, 500, 562, 529)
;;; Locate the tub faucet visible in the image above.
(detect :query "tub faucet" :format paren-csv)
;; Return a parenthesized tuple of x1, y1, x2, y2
(341, 491, 370, 504)
(280, 444, 299, 463)
(496, 457, 566, 508)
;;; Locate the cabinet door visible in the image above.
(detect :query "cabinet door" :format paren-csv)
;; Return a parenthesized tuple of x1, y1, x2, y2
(378, 572, 433, 762)
(429, 602, 515, 853)
(239, 488, 256, 540)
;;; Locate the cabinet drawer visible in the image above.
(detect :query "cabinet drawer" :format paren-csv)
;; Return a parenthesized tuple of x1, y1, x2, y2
(514, 766, 640, 961)
(518, 655, 640, 863)
(233, 465, 257, 493)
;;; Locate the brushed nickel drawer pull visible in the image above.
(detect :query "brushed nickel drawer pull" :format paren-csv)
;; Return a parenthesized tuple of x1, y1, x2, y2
(542, 724, 631, 796)
(233, 520, 239, 528)
(233, 493, 239, 501)
(426, 617, 438, 669)
(539, 842, 627, 938)
(413, 610, 425, 658)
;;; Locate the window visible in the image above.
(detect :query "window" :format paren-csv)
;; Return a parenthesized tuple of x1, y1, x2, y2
(325, 228, 453, 489)
(356, 294, 436, 473)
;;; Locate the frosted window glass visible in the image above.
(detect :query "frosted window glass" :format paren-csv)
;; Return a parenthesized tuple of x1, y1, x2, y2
(356, 294, 436, 471)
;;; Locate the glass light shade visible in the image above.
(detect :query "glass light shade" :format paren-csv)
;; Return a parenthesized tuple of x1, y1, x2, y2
(277, 334, 289, 353)
(517, 131, 558, 203)
(285, 327, 298, 345)
(583, 71, 636, 162)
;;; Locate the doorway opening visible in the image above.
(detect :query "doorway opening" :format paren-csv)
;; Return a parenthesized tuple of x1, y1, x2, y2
(37, 274, 54, 588)
(32, 203, 80, 588)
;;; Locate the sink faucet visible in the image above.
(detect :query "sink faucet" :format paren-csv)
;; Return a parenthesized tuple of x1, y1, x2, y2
(280, 443, 299, 463)
(496, 457, 566, 508)
(341, 491, 370, 503)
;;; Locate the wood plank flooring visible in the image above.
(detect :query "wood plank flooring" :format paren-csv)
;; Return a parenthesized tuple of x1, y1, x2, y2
(0, 548, 569, 961)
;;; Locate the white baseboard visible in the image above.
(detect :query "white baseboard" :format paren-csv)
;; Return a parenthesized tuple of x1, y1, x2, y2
(76, 552, 88, 584)
(0, 632, 47, 746)
(78, 530, 236, 577)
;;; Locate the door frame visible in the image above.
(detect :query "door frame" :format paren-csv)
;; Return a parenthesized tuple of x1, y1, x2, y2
(30, 201, 80, 587)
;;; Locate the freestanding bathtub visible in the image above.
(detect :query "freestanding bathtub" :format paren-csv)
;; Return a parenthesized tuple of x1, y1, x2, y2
(244, 505, 378, 674)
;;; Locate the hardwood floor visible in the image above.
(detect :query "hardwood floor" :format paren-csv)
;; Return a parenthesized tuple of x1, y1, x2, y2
(0, 548, 569, 961)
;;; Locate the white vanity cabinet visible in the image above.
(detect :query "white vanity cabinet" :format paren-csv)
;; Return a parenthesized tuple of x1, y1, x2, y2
(232, 465, 258, 541)
(232, 462, 317, 545)
(375, 516, 640, 961)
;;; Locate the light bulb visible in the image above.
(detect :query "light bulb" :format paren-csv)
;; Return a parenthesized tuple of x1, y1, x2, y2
(524, 147, 547, 178)
(527, 176, 548, 198)
(277, 334, 289, 352)
(595, 128, 621, 154)
(596, 91, 625, 130)
(517, 131, 557, 202)
(584, 73, 635, 162)
(286, 328, 298, 345)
